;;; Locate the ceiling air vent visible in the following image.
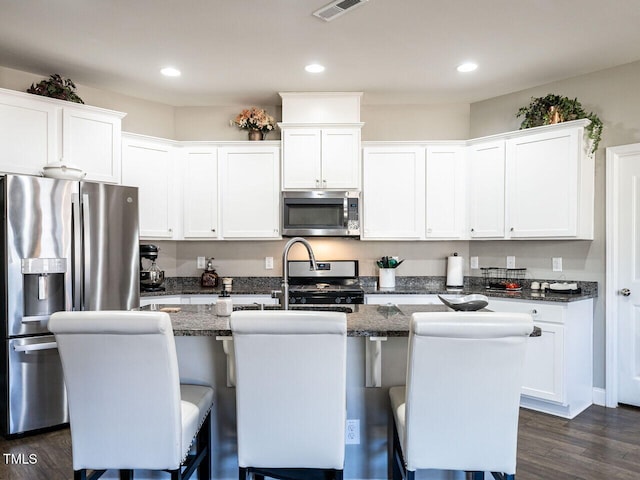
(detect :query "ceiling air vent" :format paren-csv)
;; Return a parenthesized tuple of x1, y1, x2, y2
(313, 0, 369, 22)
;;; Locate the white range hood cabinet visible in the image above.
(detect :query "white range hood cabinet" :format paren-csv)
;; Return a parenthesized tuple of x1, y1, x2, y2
(279, 92, 363, 124)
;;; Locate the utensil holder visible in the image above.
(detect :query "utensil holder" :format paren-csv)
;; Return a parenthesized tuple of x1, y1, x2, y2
(379, 268, 396, 289)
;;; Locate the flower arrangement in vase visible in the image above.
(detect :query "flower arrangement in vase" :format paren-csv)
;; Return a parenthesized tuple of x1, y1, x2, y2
(232, 107, 276, 140)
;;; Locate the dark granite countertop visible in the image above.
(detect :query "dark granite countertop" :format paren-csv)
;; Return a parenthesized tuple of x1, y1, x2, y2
(141, 303, 450, 337)
(142, 276, 597, 303)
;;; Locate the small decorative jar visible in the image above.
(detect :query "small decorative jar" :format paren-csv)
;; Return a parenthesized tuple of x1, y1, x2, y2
(215, 290, 233, 316)
(200, 258, 219, 288)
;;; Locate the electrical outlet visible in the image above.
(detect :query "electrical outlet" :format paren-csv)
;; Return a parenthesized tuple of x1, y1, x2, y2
(345, 419, 360, 445)
(552, 257, 563, 272)
(506, 256, 516, 269)
(197, 256, 206, 269)
(265, 256, 274, 270)
(470, 256, 479, 269)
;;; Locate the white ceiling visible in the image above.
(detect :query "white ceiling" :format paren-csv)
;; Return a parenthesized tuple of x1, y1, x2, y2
(1, 0, 639, 107)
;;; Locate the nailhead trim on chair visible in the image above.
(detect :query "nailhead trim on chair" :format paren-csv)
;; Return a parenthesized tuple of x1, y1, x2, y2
(181, 403, 213, 464)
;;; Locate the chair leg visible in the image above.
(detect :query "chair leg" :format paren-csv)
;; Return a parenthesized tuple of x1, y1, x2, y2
(119, 470, 134, 480)
(334, 469, 343, 480)
(74, 471, 86, 480)
(239, 467, 248, 480)
(197, 412, 212, 480)
(470, 472, 484, 480)
(169, 469, 181, 480)
(390, 416, 405, 480)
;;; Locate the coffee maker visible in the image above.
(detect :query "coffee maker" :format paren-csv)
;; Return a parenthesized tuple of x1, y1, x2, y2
(140, 244, 165, 292)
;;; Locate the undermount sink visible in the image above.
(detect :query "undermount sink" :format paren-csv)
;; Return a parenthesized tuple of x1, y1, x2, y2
(233, 304, 354, 314)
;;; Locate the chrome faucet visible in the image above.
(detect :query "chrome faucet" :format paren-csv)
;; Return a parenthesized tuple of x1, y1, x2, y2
(272, 237, 318, 309)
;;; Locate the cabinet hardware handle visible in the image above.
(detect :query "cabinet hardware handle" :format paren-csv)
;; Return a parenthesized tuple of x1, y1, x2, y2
(531, 309, 538, 315)
(322, 179, 327, 187)
(470, 228, 475, 232)
(315, 179, 320, 187)
(211, 229, 216, 232)
(168, 228, 173, 233)
(620, 288, 631, 297)
(510, 227, 514, 231)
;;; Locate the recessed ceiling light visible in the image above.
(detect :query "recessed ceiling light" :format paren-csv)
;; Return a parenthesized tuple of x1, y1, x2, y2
(305, 64, 325, 73)
(161, 67, 181, 77)
(457, 62, 478, 73)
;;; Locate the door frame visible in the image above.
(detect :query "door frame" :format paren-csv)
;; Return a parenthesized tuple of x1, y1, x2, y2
(605, 143, 640, 407)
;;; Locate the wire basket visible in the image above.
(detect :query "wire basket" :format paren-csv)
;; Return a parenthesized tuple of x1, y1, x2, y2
(481, 267, 526, 290)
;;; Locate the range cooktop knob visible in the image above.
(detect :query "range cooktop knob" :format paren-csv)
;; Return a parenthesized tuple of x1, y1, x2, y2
(335, 297, 342, 304)
(299, 297, 306, 304)
(346, 297, 352, 303)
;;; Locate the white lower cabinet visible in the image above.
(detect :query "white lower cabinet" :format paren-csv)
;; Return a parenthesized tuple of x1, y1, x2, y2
(488, 297, 593, 419)
(365, 294, 440, 305)
(139, 295, 183, 307)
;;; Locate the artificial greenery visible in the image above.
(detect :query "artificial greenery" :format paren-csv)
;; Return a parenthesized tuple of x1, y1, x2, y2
(26, 74, 84, 104)
(516, 94, 602, 154)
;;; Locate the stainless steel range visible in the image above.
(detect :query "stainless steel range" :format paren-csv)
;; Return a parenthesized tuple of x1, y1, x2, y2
(287, 260, 364, 305)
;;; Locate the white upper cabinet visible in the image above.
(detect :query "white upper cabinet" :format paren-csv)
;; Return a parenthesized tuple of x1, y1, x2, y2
(181, 145, 219, 240)
(467, 140, 506, 238)
(466, 119, 594, 240)
(279, 92, 363, 191)
(0, 88, 124, 183)
(506, 124, 591, 238)
(425, 145, 466, 239)
(281, 126, 361, 190)
(61, 107, 123, 183)
(121, 134, 180, 239)
(0, 90, 58, 175)
(362, 145, 425, 240)
(218, 145, 280, 239)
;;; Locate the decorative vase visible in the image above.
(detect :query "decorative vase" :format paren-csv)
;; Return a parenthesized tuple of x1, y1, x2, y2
(248, 130, 264, 141)
(379, 268, 396, 289)
(548, 106, 563, 124)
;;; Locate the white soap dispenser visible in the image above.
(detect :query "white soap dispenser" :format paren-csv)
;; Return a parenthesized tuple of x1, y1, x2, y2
(215, 290, 233, 316)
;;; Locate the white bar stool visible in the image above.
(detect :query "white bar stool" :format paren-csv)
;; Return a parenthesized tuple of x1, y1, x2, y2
(389, 311, 533, 480)
(49, 311, 214, 480)
(230, 310, 347, 480)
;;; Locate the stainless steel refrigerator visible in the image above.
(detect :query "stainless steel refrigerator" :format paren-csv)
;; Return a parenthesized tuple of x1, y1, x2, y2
(0, 174, 139, 436)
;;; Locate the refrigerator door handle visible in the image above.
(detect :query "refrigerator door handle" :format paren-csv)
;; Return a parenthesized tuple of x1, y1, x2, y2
(13, 342, 58, 353)
(82, 193, 91, 311)
(72, 193, 82, 311)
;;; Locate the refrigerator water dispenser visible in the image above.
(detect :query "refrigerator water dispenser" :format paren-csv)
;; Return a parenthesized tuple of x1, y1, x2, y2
(21, 258, 66, 320)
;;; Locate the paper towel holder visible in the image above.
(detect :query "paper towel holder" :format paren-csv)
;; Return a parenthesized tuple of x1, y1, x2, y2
(446, 252, 464, 291)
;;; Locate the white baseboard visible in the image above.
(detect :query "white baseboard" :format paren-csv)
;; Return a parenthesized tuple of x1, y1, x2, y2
(593, 387, 606, 406)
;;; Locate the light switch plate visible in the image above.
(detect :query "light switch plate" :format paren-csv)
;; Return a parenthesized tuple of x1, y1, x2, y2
(197, 256, 206, 269)
(506, 256, 516, 269)
(265, 256, 274, 270)
(470, 256, 479, 269)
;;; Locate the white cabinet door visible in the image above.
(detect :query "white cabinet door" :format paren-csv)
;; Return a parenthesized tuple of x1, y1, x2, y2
(182, 146, 219, 239)
(122, 134, 179, 239)
(362, 146, 425, 239)
(0, 90, 58, 175)
(321, 128, 360, 189)
(521, 322, 565, 402)
(282, 129, 321, 189)
(282, 127, 360, 190)
(219, 145, 280, 239)
(425, 145, 466, 239)
(506, 128, 579, 238)
(467, 141, 505, 238)
(62, 107, 123, 183)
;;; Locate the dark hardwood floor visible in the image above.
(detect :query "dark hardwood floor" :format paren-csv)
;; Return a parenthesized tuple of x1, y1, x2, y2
(1, 405, 639, 479)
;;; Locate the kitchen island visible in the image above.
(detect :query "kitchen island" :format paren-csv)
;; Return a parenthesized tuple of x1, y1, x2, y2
(138, 297, 591, 480)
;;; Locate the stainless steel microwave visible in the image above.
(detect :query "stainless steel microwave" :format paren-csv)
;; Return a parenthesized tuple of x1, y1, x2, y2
(281, 191, 360, 237)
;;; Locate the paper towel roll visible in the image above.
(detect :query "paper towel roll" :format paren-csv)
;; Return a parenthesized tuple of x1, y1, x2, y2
(446, 254, 464, 287)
